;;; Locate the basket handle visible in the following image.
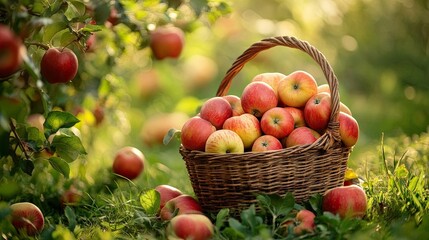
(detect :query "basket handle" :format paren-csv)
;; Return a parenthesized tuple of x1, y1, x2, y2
(215, 36, 341, 145)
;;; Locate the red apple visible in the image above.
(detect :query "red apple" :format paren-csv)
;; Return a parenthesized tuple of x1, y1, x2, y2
(222, 95, 245, 116)
(40, 47, 78, 84)
(205, 129, 244, 154)
(322, 185, 367, 219)
(155, 185, 183, 211)
(285, 127, 321, 147)
(0, 24, 23, 78)
(167, 214, 214, 240)
(338, 112, 359, 147)
(180, 116, 216, 151)
(149, 26, 185, 60)
(199, 97, 233, 129)
(160, 195, 203, 221)
(241, 81, 278, 118)
(284, 107, 306, 128)
(112, 146, 145, 180)
(60, 185, 82, 207)
(260, 107, 294, 139)
(251, 72, 286, 98)
(222, 113, 262, 149)
(10, 202, 44, 236)
(304, 92, 332, 131)
(278, 70, 318, 107)
(252, 135, 283, 152)
(106, 7, 120, 26)
(294, 209, 316, 235)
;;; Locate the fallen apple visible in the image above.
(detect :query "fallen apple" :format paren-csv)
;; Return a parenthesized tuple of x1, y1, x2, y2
(322, 185, 367, 219)
(160, 195, 203, 221)
(112, 146, 145, 180)
(10, 202, 44, 236)
(155, 184, 183, 211)
(167, 214, 214, 240)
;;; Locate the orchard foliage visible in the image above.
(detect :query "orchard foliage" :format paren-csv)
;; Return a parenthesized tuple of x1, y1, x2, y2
(0, 0, 230, 177)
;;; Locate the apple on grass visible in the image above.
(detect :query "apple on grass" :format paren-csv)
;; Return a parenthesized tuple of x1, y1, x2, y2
(60, 185, 82, 207)
(304, 92, 332, 131)
(10, 202, 44, 236)
(167, 214, 214, 240)
(322, 185, 367, 219)
(155, 185, 183, 211)
(278, 70, 318, 108)
(180, 116, 216, 151)
(112, 146, 145, 180)
(338, 112, 359, 147)
(149, 25, 185, 60)
(252, 135, 283, 152)
(260, 107, 295, 139)
(251, 72, 286, 97)
(199, 97, 233, 129)
(241, 81, 278, 118)
(284, 107, 306, 128)
(222, 95, 245, 116)
(222, 113, 261, 149)
(160, 195, 203, 221)
(205, 129, 244, 154)
(40, 47, 78, 84)
(285, 127, 321, 147)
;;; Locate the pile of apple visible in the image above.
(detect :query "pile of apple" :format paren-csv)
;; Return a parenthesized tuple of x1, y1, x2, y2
(181, 70, 359, 153)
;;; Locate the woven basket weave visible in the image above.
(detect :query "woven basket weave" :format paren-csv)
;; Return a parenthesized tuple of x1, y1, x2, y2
(179, 36, 351, 214)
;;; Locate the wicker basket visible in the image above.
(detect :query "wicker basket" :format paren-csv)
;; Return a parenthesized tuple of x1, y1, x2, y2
(179, 36, 351, 214)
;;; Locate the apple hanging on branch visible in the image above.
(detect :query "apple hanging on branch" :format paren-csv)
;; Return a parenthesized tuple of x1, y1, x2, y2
(149, 25, 185, 60)
(0, 24, 24, 78)
(40, 47, 79, 84)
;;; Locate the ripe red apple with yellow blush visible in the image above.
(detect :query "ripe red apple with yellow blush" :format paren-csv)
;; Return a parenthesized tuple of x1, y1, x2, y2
(251, 72, 286, 97)
(260, 107, 294, 139)
(304, 92, 332, 131)
(322, 185, 367, 219)
(40, 47, 78, 84)
(294, 209, 316, 235)
(10, 202, 44, 236)
(150, 26, 185, 60)
(205, 129, 244, 154)
(155, 185, 183, 210)
(285, 127, 321, 147)
(112, 147, 145, 180)
(278, 70, 318, 107)
(223, 113, 261, 149)
(284, 107, 306, 128)
(222, 95, 245, 116)
(317, 83, 330, 94)
(160, 195, 203, 221)
(199, 97, 233, 129)
(167, 214, 214, 240)
(60, 185, 82, 207)
(241, 81, 278, 118)
(252, 135, 283, 152)
(180, 116, 216, 151)
(0, 24, 24, 78)
(338, 112, 359, 147)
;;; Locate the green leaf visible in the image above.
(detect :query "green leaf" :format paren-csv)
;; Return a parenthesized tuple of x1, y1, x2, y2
(64, 206, 77, 231)
(139, 189, 161, 215)
(26, 126, 46, 151)
(256, 193, 295, 217)
(51, 134, 86, 163)
(42, 22, 68, 43)
(48, 157, 70, 178)
(215, 208, 230, 229)
(44, 111, 80, 135)
(163, 128, 181, 145)
(20, 159, 34, 176)
(64, 0, 86, 21)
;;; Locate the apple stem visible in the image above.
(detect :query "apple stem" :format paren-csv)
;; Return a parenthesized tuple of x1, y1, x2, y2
(9, 118, 32, 161)
(25, 41, 49, 50)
